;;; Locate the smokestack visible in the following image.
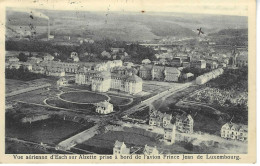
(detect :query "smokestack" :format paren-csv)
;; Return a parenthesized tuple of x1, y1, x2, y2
(47, 20, 50, 40)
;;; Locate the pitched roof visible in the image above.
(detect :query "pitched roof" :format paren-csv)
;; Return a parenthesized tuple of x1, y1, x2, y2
(223, 122, 248, 132)
(164, 67, 180, 74)
(114, 140, 124, 148)
(176, 113, 193, 121)
(143, 145, 158, 154)
(96, 101, 112, 108)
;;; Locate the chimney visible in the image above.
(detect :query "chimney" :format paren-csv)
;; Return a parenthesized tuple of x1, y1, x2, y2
(47, 20, 50, 40)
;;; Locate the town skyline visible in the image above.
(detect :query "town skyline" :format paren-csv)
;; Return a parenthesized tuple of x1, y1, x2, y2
(4, 4, 249, 158)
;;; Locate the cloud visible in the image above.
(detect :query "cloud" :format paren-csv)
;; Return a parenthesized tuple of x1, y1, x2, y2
(9, 7, 49, 20)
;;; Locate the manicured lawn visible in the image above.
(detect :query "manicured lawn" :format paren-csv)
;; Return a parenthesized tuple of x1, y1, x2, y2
(109, 95, 132, 106)
(60, 91, 108, 103)
(45, 98, 96, 114)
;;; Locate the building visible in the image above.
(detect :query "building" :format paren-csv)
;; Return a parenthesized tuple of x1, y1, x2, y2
(57, 77, 68, 87)
(101, 51, 111, 59)
(191, 60, 206, 69)
(113, 141, 130, 155)
(196, 68, 224, 85)
(43, 54, 54, 61)
(138, 65, 153, 80)
(142, 59, 151, 64)
(8, 62, 21, 69)
(236, 51, 248, 67)
(46, 68, 65, 77)
(76, 70, 143, 94)
(70, 52, 78, 58)
(175, 114, 194, 133)
(143, 145, 159, 155)
(183, 73, 194, 80)
(221, 123, 248, 142)
(31, 65, 46, 74)
(110, 73, 142, 94)
(27, 57, 42, 64)
(123, 62, 134, 68)
(182, 62, 190, 68)
(39, 61, 79, 74)
(72, 56, 79, 62)
(149, 110, 172, 128)
(164, 67, 181, 82)
(84, 38, 94, 43)
(111, 48, 125, 54)
(164, 124, 176, 144)
(95, 101, 113, 114)
(21, 62, 33, 71)
(92, 72, 111, 92)
(207, 61, 219, 69)
(138, 65, 180, 82)
(219, 63, 227, 68)
(152, 66, 166, 81)
(170, 57, 182, 67)
(8, 57, 19, 62)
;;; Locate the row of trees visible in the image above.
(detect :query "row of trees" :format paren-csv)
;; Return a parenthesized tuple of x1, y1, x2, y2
(6, 39, 156, 63)
(6, 67, 46, 81)
(207, 67, 248, 91)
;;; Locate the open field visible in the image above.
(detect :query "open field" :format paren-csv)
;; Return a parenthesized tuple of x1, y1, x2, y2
(76, 129, 158, 154)
(6, 117, 94, 145)
(142, 83, 170, 94)
(5, 140, 49, 154)
(6, 88, 59, 105)
(60, 91, 109, 104)
(109, 95, 132, 106)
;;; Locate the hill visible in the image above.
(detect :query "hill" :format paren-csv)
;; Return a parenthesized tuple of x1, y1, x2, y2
(6, 9, 248, 42)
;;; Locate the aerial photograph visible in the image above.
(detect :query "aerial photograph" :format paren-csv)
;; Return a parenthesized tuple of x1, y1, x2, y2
(5, 6, 248, 155)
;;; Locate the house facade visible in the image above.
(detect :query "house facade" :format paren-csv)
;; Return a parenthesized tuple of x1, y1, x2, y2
(191, 60, 206, 69)
(113, 141, 130, 155)
(164, 124, 176, 144)
(95, 101, 113, 114)
(149, 110, 172, 128)
(43, 54, 54, 61)
(175, 114, 194, 133)
(138, 65, 180, 82)
(221, 123, 248, 142)
(143, 145, 159, 155)
(57, 77, 68, 87)
(46, 67, 65, 77)
(75, 70, 142, 94)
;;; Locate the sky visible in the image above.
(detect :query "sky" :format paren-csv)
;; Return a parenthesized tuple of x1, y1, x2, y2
(3, 0, 249, 16)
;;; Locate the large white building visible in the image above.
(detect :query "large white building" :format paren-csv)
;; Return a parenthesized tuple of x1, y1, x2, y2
(76, 70, 142, 94)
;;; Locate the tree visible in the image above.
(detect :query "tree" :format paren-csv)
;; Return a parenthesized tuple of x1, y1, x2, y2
(18, 53, 28, 62)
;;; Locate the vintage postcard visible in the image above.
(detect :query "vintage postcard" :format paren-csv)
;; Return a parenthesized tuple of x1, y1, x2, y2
(0, 0, 256, 164)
